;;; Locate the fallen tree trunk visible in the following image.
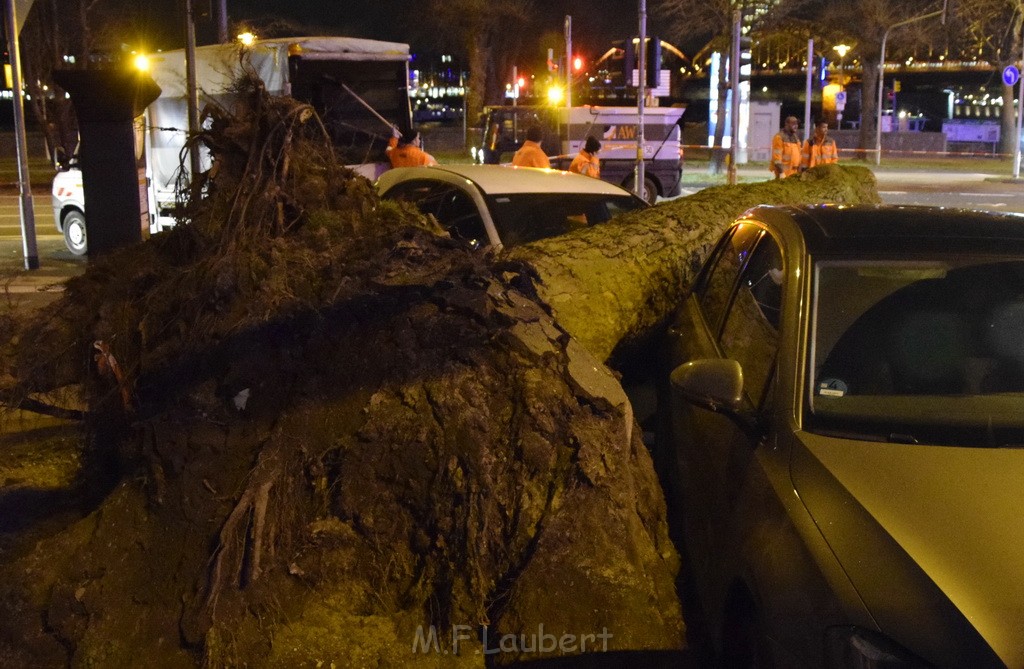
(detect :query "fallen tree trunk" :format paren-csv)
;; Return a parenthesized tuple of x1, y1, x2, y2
(507, 165, 881, 361)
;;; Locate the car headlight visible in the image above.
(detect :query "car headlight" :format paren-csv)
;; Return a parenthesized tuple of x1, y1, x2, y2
(825, 626, 932, 668)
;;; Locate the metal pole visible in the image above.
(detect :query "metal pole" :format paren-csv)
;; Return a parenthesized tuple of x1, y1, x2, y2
(184, 0, 202, 179)
(804, 39, 814, 142)
(728, 10, 741, 186)
(565, 16, 572, 108)
(1015, 28, 1024, 178)
(636, 0, 646, 199)
(4, 0, 39, 269)
(512, 65, 518, 114)
(875, 31, 888, 166)
(216, 0, 228, 43)
(875, 10, 943, 166)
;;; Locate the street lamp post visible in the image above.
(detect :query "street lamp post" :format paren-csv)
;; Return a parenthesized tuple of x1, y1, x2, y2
(833, 44, 850, 128)
(875, 9, 943, 166)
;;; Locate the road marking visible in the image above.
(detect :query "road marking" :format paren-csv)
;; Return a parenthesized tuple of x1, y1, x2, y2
(1, 285, 65, 294)
(879, 191, 907, 195)
(958, 192, 1018, 197)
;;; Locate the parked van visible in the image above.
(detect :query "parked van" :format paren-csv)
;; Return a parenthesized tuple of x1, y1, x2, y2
(479, 104, 685, 203)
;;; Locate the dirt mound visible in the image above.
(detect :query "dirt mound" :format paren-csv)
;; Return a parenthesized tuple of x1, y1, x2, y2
(0, 78, 683, 666)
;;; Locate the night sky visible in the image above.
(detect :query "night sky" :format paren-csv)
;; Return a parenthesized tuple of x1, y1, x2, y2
(223, 0, 677, 60)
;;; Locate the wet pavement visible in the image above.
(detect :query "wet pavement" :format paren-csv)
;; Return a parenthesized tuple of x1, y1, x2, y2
(0, 238, 85, 316)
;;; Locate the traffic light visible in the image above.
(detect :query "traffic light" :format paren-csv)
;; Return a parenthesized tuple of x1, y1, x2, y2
(738, 35, 752, 85)
(646, 36, 661, 88)
(573, 56, 584, 72)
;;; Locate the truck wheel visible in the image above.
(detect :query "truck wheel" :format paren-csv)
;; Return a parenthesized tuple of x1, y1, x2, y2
(62, 209, 87, 256)
(626, 176, 659, 205)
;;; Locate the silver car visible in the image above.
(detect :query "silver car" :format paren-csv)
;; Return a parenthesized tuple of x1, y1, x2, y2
(376, 164, 647, 250)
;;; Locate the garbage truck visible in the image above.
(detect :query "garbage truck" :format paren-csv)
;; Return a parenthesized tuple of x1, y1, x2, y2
(52, 36, 412, 255)
(478, 104, 685, 204)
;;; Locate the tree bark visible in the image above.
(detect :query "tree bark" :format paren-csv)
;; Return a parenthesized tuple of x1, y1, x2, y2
(1001, 79, 1017, 156)
(858, 56, 879, 159)
(508, 164, 881, 362)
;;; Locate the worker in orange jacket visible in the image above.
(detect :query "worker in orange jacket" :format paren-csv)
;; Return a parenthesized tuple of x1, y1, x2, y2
(388, 129, 438, 168)
(511, 125, 551, 168)
(771, 115, 803, 178)
(568, 136, 602, 178)
(802, 121, 839, 169)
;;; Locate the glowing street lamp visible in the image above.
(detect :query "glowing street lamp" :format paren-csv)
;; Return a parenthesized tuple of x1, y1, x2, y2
(547, 85, 565, 105)
(132, 53, 150, 72)
(237, 32, 257, 47)
(832, 44, 850, 84)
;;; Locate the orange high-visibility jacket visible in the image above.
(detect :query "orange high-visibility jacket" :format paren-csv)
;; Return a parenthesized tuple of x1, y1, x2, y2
(568, 150, 600, 178)
(771, 130, 803, 177)
(387, 137, 437, 168)
(511, 140, 551, 169)
(802, 137, 839, 168)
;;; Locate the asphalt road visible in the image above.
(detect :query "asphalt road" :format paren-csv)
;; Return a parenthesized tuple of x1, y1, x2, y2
(0, 192, 60, 243)
(874, 170, 1024, 213)
(678, 167, 1024, 213)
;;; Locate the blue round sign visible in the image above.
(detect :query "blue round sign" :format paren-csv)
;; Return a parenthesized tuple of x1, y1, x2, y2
(1004, 65, 1020, 87)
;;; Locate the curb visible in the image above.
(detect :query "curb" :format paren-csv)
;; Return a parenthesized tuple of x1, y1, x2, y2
(0, 183, 53, 195)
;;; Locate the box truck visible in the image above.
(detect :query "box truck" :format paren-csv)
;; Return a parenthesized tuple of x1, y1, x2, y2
(52, 36, 412, 255)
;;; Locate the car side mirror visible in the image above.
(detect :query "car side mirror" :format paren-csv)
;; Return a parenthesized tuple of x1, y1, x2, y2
(670, 358, 744, 411)
(670, 358, 762, 439)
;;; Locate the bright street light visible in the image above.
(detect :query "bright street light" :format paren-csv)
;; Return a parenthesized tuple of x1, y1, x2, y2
(132, 53, 150, 72)
(237, 32, 257, 47)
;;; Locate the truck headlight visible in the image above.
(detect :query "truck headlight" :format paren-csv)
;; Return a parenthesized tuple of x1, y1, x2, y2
(825, 626, 931, 668)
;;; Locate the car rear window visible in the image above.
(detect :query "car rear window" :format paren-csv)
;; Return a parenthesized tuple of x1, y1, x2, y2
(485, 193, 643, 246)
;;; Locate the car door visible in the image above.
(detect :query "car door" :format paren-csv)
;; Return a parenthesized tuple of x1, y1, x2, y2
(667, 223, 785, 604)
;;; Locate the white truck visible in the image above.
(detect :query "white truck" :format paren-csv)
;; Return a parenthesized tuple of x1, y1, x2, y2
(479, 104, 686, 204)
(52, 36, 412, 255)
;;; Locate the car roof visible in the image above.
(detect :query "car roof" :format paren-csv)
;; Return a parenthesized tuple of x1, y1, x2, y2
(751, 204, 1024, 256)
(376, 164, 639, 198)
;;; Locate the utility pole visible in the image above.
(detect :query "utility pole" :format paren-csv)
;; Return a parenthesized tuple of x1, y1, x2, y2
(565, 16, 572, 108)
(1014, 20, 1024, 178)
(3, 0, 39, 269)
(876, 9, 944, 166)
(184, 0, 202, 179)
(216, 0, 228, 43)
(636, 0, 647, 200)
(728, 9, 741, 186)
(804, 40, 814, 142)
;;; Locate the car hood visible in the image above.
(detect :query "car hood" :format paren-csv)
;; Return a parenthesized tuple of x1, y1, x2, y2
(792, 432, 1023, 667)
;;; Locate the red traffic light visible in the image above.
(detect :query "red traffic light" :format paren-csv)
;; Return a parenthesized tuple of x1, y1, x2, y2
(573, 56, 584, 72)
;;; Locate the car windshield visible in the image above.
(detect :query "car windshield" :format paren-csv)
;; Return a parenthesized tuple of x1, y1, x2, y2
(808, 257, 1024, 447)
(485, 193, 644, 246)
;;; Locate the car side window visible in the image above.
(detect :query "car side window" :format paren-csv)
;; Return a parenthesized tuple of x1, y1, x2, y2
(719, 234, 784, 407)
(697, 224, 762, 335)
(382, 180, 487, 248)
(437, 189, 487, 246)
